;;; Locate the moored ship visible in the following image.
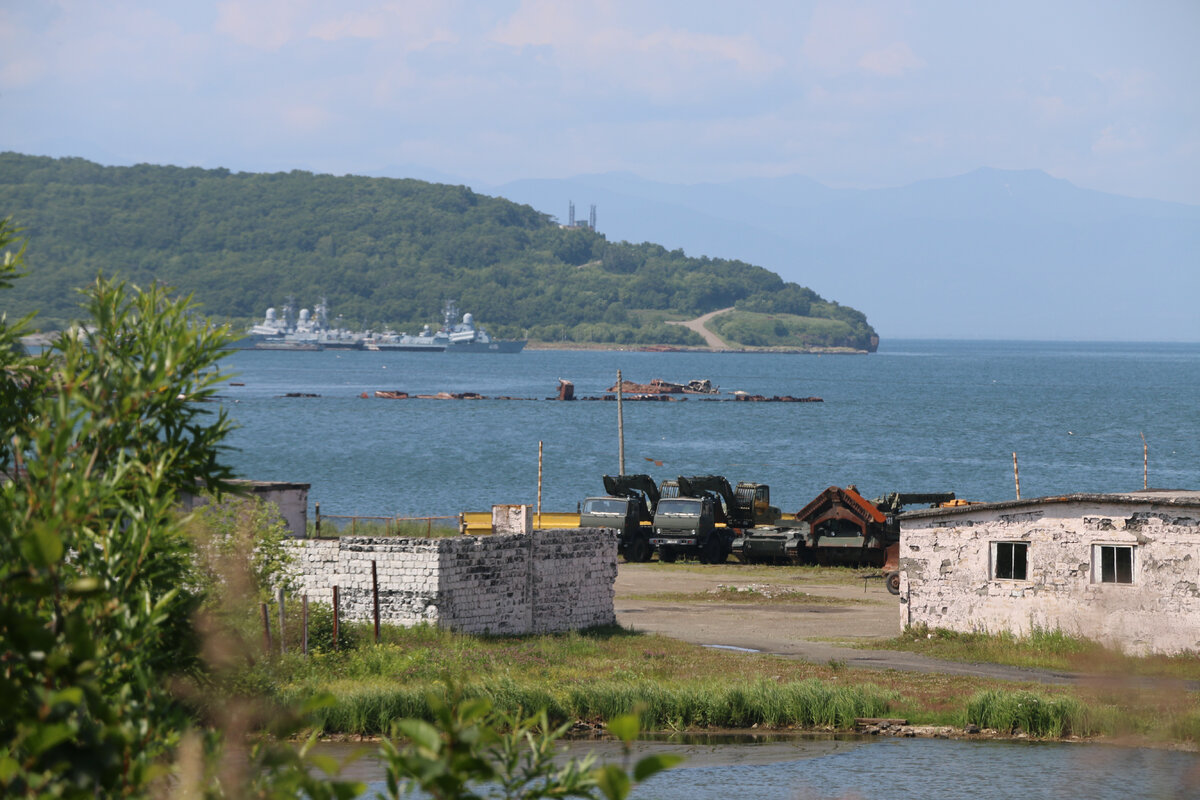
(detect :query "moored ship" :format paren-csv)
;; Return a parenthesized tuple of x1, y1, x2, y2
(440, 300, 526, 353)
(246, 298, 365, 350)
(363, 324, 448, 352)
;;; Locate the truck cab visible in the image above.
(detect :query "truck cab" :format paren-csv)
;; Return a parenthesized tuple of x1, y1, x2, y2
(650, 495, 725, 563)
(580, 495, 652, 561)
(580, 474, 660, 562)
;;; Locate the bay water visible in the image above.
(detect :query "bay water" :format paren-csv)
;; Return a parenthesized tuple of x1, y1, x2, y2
(222, 341, 1200, 797)
(220, 339, 1200, 519)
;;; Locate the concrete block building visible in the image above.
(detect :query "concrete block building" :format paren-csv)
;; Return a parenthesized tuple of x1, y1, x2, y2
(284, 528, 618, 635)
(898, 491, 1200, 655)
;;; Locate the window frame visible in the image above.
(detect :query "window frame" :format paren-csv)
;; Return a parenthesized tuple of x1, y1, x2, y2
(990, 540, 1029, 581)
(1093, 544, 1135, 585)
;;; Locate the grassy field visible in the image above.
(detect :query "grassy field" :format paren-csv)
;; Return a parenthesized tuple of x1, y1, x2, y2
(246, 621, 1200, 744)
(863, 624, 1200, 682)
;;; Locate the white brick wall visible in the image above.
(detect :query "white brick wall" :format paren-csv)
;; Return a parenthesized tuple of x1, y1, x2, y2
(284, 529, 618, 634)
(900, 494, 1200, 655)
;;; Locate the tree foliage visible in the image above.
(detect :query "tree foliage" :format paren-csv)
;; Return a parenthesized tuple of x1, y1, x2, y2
(0, 218, 679, 797)
(0, 153, 877, 350)
(0, 217, 239, 795)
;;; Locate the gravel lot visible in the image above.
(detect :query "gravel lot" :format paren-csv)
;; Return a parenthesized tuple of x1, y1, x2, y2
(614, 562, 1078, 684)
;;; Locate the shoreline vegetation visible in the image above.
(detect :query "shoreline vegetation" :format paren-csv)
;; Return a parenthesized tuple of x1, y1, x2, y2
(521, 340, 871, 354)
(257, 618, 1200, 750)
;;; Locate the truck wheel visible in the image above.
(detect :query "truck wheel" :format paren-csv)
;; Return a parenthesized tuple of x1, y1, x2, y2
(626, 536, 653, 563)
(701, 536, 724, 564)
(885, 570, 901, 595)
(659, 548, 677, 563)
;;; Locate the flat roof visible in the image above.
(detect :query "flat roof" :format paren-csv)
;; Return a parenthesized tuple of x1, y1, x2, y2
(901, 490, 1200, 520)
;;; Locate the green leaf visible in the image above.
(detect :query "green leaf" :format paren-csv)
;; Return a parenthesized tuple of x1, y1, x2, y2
(633, 753, 684, 782)
(22, 527, 63, 567)
(395, 719, 441, 753)
(593, 764, 631, 800)
(66, 577, 101, 595)
(605, 713, 639, 744)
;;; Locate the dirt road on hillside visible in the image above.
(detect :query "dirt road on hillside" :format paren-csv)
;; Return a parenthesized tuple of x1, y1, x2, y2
(665, 308, 734, 349)
(614, 563, 1080, 685)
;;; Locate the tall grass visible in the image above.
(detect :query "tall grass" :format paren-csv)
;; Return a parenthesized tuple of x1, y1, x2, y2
(965, 690, 1096, 738)
(290, 677, 896, 735)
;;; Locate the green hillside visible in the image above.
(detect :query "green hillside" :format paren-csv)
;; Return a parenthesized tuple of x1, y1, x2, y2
(0, 153, 877, 350)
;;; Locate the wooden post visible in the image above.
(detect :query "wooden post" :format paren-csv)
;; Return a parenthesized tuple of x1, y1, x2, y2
(314, 501, 320, 537)
(1141, 432, 1148, 490)
(260, 603, 272, 654)
(302, 594, 309, 656)
(372, 560, 380, 644)
(277, 587, 286, 655)
(332, 585, 340, 651)
(1012, 452, 1021, 500)
(537, 440, 543, 529)
(616, 369, 625, 476)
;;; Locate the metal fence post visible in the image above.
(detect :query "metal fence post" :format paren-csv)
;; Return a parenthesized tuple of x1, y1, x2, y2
(372, 560, 381, 643)
(332, 585, 340, 651)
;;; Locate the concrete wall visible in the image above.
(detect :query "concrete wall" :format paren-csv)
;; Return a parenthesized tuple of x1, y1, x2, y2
(284, 529, 618, 635)
(180, 480, 309, 537)
(899, 495, 1200, 655)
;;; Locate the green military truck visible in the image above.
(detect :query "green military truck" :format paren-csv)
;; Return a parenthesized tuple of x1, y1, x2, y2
(579, 474, 659, 562)
(649, 475, 770, 564)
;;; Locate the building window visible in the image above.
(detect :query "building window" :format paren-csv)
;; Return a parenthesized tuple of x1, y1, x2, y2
(992, 541, 1028, 580)
(1095, 545, 1134, 584)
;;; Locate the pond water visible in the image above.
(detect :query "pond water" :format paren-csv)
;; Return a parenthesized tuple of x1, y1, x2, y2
(313, 735, 1200, 799)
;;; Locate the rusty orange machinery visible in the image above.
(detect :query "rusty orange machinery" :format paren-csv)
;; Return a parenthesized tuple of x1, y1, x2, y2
(792, 486, 891, 563)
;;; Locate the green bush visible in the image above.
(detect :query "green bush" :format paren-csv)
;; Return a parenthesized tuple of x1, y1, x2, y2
(965, 690, 1093, 738)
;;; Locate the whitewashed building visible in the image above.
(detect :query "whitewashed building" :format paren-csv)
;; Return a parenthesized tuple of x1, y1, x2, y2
(898, 491, 1200, 655)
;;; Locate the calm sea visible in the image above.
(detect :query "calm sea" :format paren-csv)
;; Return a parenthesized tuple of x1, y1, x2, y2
(230, 343, 1200, 797)
(219, 339, 1200, 519)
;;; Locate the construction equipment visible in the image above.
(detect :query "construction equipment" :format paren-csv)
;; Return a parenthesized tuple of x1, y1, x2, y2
(732, 486, 955, 592)
(579, 474, 660, 562)
(788, 487, 955, 592)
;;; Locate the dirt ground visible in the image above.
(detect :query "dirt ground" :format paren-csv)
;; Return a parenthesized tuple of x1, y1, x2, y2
(614, 563, 1078, 684)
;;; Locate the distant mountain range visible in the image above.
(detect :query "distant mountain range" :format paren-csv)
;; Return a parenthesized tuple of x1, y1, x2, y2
(407, 168, 1199, 342)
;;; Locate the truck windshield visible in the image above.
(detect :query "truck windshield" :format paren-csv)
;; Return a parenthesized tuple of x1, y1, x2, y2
(655, 499, 701, 516)
(583, 498, 628, 515)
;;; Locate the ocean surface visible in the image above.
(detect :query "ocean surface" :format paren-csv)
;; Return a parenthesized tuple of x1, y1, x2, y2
(228, 342, 1200, 797)
(219, 339, 1200, 519)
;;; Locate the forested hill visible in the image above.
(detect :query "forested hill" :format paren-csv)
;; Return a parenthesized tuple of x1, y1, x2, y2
(0, 153, 877, 350)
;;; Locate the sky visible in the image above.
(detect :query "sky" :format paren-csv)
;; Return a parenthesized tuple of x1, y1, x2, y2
(3, 0, 1198, 206)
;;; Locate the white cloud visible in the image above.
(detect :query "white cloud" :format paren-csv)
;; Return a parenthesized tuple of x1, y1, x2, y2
(802, 2, 887, 75)
(1092, 124, 1146, 156)
(215, 0, 303, 50)
(489, 0, 780, 100)
(306, 1, 458, 49)
(281, 102, 333, 132)
(858, 41, 923, 77)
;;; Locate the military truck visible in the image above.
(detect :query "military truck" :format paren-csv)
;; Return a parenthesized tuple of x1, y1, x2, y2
(649, 475, 765, 563)
(579, 474, 659, 562)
